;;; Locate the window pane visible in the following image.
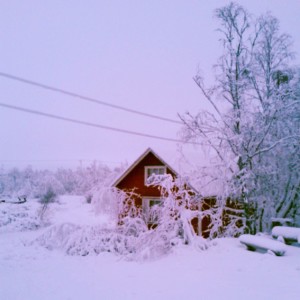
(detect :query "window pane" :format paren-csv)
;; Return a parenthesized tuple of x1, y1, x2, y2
(158, 168, 165, 175)
(149, 199, 162, 207)
(146, 167, 165, 178)
(143, 198, 163, 224)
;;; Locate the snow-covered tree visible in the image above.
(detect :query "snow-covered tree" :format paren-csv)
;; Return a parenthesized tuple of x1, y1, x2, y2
(0, 162, 119, 201)
(180, 2, 300, 234)
(144, 174, 209, 248)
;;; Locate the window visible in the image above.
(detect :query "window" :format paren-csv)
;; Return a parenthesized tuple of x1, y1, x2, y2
(142, 197, 163, 224)
(144, 166, 166, 185)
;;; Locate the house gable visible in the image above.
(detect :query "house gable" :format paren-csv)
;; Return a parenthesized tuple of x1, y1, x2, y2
(113, 148, 177, 198)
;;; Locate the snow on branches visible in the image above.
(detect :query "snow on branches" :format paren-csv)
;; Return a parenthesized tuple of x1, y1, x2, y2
(180, 2, 300, 233)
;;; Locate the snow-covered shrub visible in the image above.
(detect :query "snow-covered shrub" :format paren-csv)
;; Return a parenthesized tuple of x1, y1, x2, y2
(85, 194, 92, 204)
(33, 223, 133, 256)
(0, 200, 42, 232)
(90, 185, 146, 229)
(129, 228, 173, 260)
(89, 186, 119, 218)
(120, 216, 148, 237)
(38, 187, 58, 223)
(145, 174, 205, 245)
(40, 187, 57, 204)
(117, 189, 143, 221)
(145, 174, 244, 243)
(200, 197, 246, 239)
(33, 221, 173, 260)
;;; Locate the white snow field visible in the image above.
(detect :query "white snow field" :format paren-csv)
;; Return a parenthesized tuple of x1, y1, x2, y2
(1, 196, 300, 300)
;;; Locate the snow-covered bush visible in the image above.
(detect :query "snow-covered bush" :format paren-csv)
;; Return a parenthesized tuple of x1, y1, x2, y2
(89, 185, 145, 228)
(0, 200, 42, 232)
(130, 227, 174, 260)
(40, 187, 57, 204)
(146, 174, 245, 240)
(38, 187, 58, 224)
(120, 216, 148, 237)
(145, 174, 201, 244)
(199, 196, 246, 239)
(89, 187, 119, 218)
(33, 221, 174, 260)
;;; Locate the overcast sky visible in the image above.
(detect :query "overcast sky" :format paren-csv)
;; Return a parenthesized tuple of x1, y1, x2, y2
(0, 0, 299, 170)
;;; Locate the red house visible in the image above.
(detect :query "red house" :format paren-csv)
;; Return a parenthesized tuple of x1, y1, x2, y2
(112, 148, 212, 237)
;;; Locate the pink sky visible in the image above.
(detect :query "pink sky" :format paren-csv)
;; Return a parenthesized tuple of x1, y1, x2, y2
(0, 0, 299, 169)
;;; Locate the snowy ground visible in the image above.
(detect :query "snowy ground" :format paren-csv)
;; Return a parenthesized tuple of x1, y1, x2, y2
(1, 196, 300, 300)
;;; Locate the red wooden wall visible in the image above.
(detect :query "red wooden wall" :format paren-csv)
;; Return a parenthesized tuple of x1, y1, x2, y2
(116, 151, 175, 207)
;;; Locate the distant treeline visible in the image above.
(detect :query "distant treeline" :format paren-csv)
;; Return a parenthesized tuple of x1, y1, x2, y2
(0, 162, 125, 199)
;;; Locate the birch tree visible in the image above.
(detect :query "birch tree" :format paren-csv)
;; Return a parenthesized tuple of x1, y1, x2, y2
(180, 2, 300, 234)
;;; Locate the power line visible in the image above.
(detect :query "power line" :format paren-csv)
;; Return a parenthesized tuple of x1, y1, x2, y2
(0, 72, 182, 124)
(0, 102, 199, 145)
(0, 159, 119, 162)
(0, 159, 121, 165)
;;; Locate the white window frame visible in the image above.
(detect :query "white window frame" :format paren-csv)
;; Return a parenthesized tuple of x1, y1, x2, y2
(144, 166, 166, 185)
(142, 197, 163, 224)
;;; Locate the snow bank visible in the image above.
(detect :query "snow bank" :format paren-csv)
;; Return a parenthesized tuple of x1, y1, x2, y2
(239, 234, 287, 256)
(272, 226, 300, 243)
